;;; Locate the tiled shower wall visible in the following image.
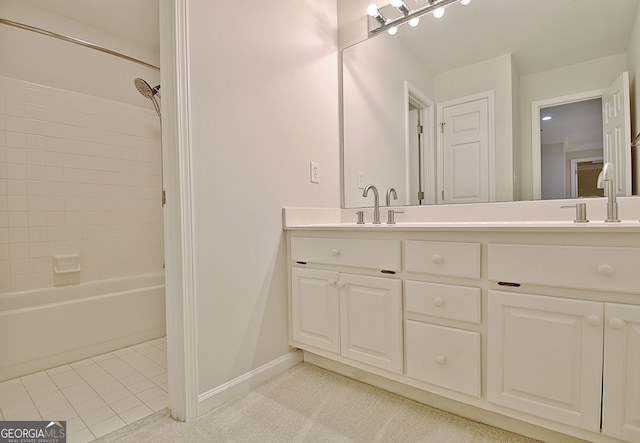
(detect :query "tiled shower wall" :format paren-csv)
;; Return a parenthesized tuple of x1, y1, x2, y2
(0, 76, 164, 293)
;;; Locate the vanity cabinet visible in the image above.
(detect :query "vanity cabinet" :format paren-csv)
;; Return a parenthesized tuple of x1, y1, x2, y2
(488, 292, 640, 441)
(602, 303, 640, 442)
(487, 290, 604, 431)
(290, 237, 403, 374)
(404, 241, 482, 398)
(286, 222, 640, 443)
(488, 243, 640, 442)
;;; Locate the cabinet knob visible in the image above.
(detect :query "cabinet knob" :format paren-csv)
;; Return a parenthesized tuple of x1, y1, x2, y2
(598, 264, 614, 276)
(609, 318, 625, 330)
(331, 249, 340, 256)
(336, 281, 346, 288)
(435, 355, 446, 365)
(433, 297, 445, 308)
(432, 254, 443, 264)
(586, 315, 601, 327)
(328, 279, 336, 286)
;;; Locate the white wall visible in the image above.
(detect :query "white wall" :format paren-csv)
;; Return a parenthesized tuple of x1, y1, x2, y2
(519, 53, 628, 199)
(342, 31, 435, 207)
(0, 0, 159, 108)
(184, 0, 340, 405)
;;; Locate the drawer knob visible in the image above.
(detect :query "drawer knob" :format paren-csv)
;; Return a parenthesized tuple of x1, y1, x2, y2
(609, 318, 625, 330)
(435, 355, 446, 365)
(432, 254, 443, 264)
(331, 249, 340, 256)
(433, 298, 445, 308)
(336, 281, 346, 288)
(328, 279, 337, 286)
(598, 264, 614, 276)
(586, 315, 601, 327)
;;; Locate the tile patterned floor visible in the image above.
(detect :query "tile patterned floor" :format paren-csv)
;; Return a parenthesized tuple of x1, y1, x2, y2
(0, 337, 168, 443)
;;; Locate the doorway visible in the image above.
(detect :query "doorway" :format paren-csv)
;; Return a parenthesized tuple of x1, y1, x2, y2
(539, 98, 603, 199)
(531, 72, 632, 200)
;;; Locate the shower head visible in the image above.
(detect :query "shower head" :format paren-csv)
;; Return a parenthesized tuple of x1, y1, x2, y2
(134, 78, 161, 117)
(134, 78, 160, 98)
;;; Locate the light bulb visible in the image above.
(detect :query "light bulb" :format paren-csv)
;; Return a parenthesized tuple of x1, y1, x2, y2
(460, 0, 471, 4)
(388, 26, 398, 35)
(390, 0, 402, 7)
(367, 3, 379, 17)
(409, 17, 420, 27)
(433, 7, 445, 18)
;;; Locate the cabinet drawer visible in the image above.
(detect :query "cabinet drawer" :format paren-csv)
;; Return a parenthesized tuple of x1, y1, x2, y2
(291, 237, 401, 271)
(488, 244, 640, 294)
(406, 281, 481, 324)
(406, 321, 481, 397)
(405, 241, 480, 279)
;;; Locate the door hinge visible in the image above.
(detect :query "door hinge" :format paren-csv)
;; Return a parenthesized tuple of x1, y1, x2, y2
(440, 122, 446, 133)
(162, 190, 166, 206)
(417, 124, 423, 134)
(441, 190, 444, 200)
(418, 191, 425, 200)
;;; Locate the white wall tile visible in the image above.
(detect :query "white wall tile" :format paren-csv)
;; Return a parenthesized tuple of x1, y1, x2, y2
(0, 76, 163, 292)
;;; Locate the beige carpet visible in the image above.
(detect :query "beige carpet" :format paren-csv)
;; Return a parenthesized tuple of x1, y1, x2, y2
(98, 362, 541, 442)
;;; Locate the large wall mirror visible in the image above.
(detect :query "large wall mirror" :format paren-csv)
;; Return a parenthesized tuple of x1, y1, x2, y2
(342, 0, 639, 208)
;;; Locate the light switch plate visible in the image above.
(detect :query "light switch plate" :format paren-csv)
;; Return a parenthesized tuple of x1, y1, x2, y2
(310, 162, 320, 183)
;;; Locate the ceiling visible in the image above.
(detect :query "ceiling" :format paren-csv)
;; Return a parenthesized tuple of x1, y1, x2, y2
(21, 0, 159, 54)
(390, 0, 640, 75)
(16, 0, 640, 77)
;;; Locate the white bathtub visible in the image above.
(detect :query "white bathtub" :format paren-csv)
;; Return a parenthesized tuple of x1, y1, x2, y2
(0, 272, 166, 382)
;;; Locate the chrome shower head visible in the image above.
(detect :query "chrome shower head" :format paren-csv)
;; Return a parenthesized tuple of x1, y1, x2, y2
(134, 78, 161, 117)
(134, 77, 160, 98)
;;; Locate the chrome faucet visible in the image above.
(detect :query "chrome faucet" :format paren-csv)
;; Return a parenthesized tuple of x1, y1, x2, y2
(597, 162, 620, 222)
(386, 187, 399, 224)
(386, 187, 397, 206)
(363, 184, 380, 224)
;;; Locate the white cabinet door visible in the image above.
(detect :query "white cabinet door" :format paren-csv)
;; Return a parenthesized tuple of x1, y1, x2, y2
(291, 267, 340, 354)
(339, 273, 403, 374)
(487, 290, 603, 431)
(602, 303, 640, 442)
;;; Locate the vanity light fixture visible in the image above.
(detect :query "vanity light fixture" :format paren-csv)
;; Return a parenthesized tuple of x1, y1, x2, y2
(390, 0, 412, 16)
(367, 0, 471, 35)
(367, 3, 389, 26)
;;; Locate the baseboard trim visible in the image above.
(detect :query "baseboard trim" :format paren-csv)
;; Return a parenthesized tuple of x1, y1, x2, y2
(197, 350, 303, 415)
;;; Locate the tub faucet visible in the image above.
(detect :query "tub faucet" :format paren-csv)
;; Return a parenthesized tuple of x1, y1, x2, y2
(363, 184, 380, 224)
(597, 162, 620, 222)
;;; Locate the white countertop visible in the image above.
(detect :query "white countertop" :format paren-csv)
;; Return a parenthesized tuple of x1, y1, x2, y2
(285, 220, 640, 232)
(283, 200, 640, 232)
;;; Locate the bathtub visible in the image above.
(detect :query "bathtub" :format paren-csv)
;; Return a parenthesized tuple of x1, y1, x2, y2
(0, 272, 166, 382)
